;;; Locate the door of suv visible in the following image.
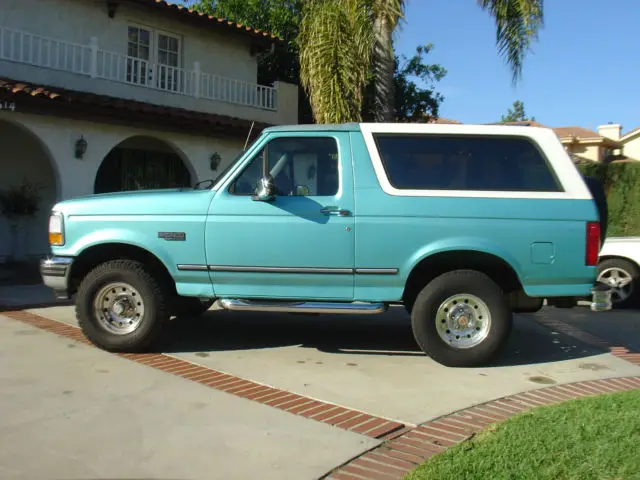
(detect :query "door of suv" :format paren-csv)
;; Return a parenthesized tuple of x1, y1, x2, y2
(205, 132, 355, 300)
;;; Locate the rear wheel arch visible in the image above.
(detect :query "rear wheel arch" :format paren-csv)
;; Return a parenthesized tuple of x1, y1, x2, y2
(402, 250, 524, 312)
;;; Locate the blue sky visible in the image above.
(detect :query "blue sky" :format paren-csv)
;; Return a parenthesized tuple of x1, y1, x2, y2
(394, 0, 639, 131)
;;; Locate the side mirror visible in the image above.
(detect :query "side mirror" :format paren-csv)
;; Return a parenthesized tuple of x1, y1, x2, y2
(251, 175, 276, 202)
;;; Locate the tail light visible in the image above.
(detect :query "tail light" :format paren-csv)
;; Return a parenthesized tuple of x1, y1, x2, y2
(586, 221, 600, 266)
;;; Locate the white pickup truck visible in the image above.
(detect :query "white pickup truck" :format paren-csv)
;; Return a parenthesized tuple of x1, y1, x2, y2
(598, 237, 640, 309)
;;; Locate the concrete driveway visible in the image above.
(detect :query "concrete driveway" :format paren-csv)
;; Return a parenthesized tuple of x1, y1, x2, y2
(26, 302, 639, 425)
(1, 284, 638, 479)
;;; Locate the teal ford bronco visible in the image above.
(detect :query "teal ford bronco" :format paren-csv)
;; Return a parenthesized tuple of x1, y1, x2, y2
(40, 123, 612, 367)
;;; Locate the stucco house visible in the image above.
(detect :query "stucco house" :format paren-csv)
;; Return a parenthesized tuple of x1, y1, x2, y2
(0, 0, 298, 261)
(600, 124, 640, 162)
(550, 123, 640, 163)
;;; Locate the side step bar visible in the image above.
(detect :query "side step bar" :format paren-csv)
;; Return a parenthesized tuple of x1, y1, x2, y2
(217, 299, 387, 315)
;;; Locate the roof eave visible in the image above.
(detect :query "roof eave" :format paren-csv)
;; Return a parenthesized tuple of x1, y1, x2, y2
(559, 136, 619, 146)
(621, 129, 640, 142)
(121, 0, 284, 48)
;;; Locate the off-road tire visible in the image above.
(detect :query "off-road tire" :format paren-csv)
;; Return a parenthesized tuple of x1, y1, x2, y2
(173, 297, 215, 318)
(76, 259, 169, 352)
(411, 270, 513, 367)
(597, 257, 640, 309)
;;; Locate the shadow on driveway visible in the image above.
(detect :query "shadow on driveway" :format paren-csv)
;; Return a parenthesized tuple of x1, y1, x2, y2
(160, 307, 608, 368)
(536, 306, 640, 353)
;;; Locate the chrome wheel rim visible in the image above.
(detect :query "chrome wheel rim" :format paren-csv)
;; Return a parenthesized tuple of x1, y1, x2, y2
(93, 282, 145, 335)
(597, 267, 633, 303)
(435, 294, 492, 349)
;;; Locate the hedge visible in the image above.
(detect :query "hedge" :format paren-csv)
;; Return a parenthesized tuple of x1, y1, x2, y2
(576, 160, 640, 237)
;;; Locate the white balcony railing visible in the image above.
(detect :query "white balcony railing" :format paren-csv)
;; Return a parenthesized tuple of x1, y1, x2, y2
(0, 26, 278, 111)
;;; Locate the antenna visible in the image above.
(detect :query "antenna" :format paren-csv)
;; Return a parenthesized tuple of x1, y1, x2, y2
(244, 121, 255, 150)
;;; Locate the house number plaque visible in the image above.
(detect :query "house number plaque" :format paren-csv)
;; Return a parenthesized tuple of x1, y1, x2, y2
(0, 101, 16, 112)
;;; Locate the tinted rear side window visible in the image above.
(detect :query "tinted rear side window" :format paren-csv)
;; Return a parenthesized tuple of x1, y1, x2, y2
(373, 134, 562, 192)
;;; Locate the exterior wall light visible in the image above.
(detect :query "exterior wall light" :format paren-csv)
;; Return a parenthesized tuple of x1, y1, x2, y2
(210, 152, 221, 171)
(75, 135, 88, 159)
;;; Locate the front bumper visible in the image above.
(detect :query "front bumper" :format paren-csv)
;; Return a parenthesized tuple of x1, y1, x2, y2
(40, 256, 73, 299)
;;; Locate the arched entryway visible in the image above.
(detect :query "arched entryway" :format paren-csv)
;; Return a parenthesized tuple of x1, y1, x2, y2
(94, 136, 194, 193)
(0, 119, 59, 261)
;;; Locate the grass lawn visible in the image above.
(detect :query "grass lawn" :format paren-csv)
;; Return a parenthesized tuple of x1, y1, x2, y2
(405, 389, 640, 480)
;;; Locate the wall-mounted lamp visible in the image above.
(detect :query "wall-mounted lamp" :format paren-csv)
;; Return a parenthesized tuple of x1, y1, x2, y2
(74, 135, 88, 159)
(210, 152, 221, 171)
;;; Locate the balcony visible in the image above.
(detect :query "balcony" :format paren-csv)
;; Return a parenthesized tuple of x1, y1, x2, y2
(0, 26, 291, 123)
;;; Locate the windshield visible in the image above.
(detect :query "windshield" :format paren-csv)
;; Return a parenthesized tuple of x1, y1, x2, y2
(211, 136, 261, 188)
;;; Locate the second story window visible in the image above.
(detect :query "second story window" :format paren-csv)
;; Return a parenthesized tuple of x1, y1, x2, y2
(126, 25, 182, 92)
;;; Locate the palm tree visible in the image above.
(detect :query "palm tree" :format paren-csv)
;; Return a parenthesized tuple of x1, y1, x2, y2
(298, 0, 544, 123)
(371, 0, 405, 122)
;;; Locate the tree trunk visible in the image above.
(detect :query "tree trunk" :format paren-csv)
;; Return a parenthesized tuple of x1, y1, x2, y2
(373, 16, 395, 122)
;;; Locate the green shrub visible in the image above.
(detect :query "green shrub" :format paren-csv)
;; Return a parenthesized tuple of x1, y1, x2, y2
(576, 160, 608, 184)
(576, 160, 640, 237)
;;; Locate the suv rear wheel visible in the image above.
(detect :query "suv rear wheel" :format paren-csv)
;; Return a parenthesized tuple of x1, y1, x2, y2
(411, 270, 513, 367)
(75, 259, 169, 352)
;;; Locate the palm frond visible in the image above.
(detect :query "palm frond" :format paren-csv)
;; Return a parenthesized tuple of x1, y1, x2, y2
(372, 0, 405, 29)
(298, 0, 374, 123)
(477, 0, 544, 83)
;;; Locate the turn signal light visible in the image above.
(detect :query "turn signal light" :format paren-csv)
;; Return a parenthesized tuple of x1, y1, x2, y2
(49, 232, 64, 246)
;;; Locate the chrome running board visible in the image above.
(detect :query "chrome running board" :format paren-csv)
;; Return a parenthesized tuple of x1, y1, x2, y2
(217, 299, 387, 315)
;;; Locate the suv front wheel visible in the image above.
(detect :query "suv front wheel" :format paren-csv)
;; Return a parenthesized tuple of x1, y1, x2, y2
(75, 259, 169, 352)
(411, 270, 513, 367)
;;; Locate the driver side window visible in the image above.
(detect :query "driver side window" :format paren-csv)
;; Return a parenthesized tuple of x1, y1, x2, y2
(229, 136, 339, 196)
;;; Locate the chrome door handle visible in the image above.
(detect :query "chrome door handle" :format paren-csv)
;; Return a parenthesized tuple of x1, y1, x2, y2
(320, 207, 351, 217)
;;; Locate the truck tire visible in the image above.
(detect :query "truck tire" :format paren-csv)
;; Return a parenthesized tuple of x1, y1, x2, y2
(75, 259, 169, 352)
(173, 297, 215, 318)
(583, 175, 608, 245)
(411, 270, 513, 367)
(596, 258, 640, 309)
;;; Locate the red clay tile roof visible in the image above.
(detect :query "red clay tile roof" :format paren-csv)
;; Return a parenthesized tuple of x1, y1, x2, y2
(128, 0, 284, 43)
(552, 126, 602, 140)
(0, 77, 271, 135)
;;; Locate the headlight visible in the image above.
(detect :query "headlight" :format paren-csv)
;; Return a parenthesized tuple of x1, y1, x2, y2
(48, 211, 65, 246)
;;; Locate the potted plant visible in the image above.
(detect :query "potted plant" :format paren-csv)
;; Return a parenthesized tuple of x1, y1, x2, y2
(0, 180, 43, 262)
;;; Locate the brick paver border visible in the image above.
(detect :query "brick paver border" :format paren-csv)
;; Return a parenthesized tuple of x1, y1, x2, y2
(323, 376, 640, 479)
(1, 309, 407, 440)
